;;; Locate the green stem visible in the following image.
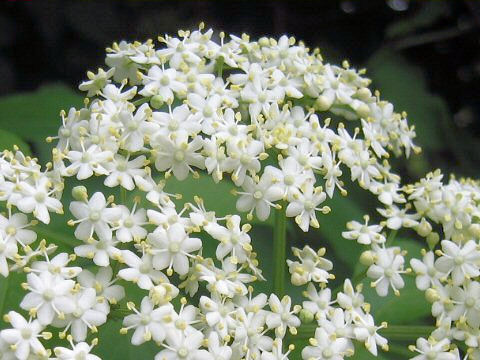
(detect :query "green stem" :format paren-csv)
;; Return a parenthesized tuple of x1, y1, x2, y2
(132, 97, 151, 107)
(0, 274, 10, 316)
(216, 57, 224, 78)
(273, 203, 287, 297)
(386, 229, 398, 246)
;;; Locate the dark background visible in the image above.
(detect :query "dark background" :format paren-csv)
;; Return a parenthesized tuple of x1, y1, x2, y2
(1, 0, 480, 177)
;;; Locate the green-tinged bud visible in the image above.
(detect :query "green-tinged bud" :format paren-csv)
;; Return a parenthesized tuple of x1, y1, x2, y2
(425, 288, 439, 303)
(426, 232, 440, 250)
(72, 186, 88, 201)
(150, 95, 164, 109)
(314, 95, 332, 111)
(299, 309, 314, 324)
(416, 218, 432, 237)
(359, 250, 375, 266)
(356, 103, 370, 119)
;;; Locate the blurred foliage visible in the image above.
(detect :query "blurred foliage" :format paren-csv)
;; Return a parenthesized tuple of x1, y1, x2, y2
(1, 0, 480, 359)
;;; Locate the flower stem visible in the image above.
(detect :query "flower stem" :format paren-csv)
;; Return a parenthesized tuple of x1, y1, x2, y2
(273, 202, 287, 297)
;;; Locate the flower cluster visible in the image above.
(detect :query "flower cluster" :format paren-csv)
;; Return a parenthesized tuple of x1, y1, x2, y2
(2, 24, 460, 360)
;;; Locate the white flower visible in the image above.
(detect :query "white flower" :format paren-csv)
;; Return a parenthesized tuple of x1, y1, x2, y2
(204, 215, 252, 263)
(31, 252, 82, 279)
(0, 233, 17, 277)
(139, 65, 187, 100)
(104, 155, 147, 190)
(266, 294, 301, 338)
(235, 174, 283, 221)
(78, 67, 115, 97)
(64, 144, 112, 180)
(122, 297, 174, 345)
(56, 288, 107, 342)
(286, 182, 328, 232)
(353, 313, 388, 356)
(302, 283, 334, 320)
(342, 215, 385, 245)
(155, 330, 212, 360)
(367, 245, 407, 296)
(54, 340, 101, 360)
(148, 223, 202, 276)
(113, 204, 148, 243)
(152, 131, 205, 181)
(74, 236, 121, 267)
(232, 308, 272, 359)
(118, 103, 156, 152)
(14, 176, 63, 224)
(199, 294, 236, 339)
(434, 239, 480, 286)
(77, 267, 125, 311)
(301, 327, 351, 360)
(287, 246, 333, 286)
(69, 192, 122, 241)
(0, 211, 37, 247)
(410, 250, 443, 290)
(118, 251, 168, 290)
(409, 337, 456, 360)
(152, 103, 201, 137)
(0, 311, 47, 360)
(197, 258, 254, 297)
(207, 332, 232, 360)
(20, 271, 75, 325)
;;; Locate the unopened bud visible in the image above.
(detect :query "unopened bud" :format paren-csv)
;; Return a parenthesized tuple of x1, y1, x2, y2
(299, 309, 314, 324)
(72, 186, 88, 201)
(150, 95, 164, 109)
(359, 250, 375, 266)
(426, 232, 440, 249)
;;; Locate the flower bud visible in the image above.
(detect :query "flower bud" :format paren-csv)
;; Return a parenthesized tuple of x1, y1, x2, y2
(359, 250, 375, 266)
(415, 218, 432, 237)
(425, 288, 439, 303)
(426, 232, 439, 249)
(299, 309, 314, 324)
(150, 95, 164, 109)
(72, 186, 88, 201)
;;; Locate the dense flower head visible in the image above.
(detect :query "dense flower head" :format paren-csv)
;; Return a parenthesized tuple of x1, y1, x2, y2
(0, 23, 477, 360)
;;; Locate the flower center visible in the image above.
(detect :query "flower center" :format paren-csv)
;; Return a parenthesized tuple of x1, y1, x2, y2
(177, 347, 188, 358)
(466, 297, 476, 308)
(253, 191, 263, 200)
(6, 225, 16, 236)
(124, 217, 134, 228)
(59, 128, 71, 137)
(75, 351, 87, 360)
(384, 268, 394, 278)
(21, 328, 32, 340)
(34, 192, 46, 203)
(454, 256, 464, 265)
(322, 348, 333, 358)
(89, 211, 101, 222)
(117, 161, 128, 172)
(127, 121, 138, 131)
(304, 200, 315, 212)
(174, 150, 185, 162)
(284, 175, 295, 186)
(160, 75, 170, 86)
(140, 315, 151, 325)
(169, 242, 180, 253)
(203, 105, 213, 118)
(43, 289, 55, 301)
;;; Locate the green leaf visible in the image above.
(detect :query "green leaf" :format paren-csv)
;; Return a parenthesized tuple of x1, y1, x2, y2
(0, 84, 84, 163)
(0, 128, 31, 155)
(367, 50, 449, 151)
